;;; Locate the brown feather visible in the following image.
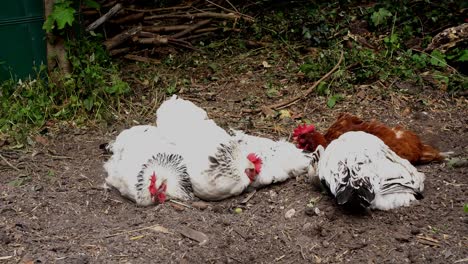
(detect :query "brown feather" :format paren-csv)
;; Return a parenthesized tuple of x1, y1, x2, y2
(299, 113, 443, 164)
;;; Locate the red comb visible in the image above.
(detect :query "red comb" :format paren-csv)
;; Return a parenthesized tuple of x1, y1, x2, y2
(293, 124, 315, 138)
(247, 153, 262, 174)
(149, 172, 157, 195)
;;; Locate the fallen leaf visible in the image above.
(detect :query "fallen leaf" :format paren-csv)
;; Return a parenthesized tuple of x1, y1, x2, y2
(278, 110, 291, 119)
(179, 226, 209, 246)
(35, 135, 48, 145)
(169, 202, 185, 211)
(262, 61, 272, 68)
(151, 225, 172, 234)
(261, 106, 276, 117)
(291, 112, 304, 119)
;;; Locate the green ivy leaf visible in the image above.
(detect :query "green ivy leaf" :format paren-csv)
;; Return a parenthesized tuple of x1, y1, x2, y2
(42, 15, 56, 32)
(371, 8, 392, 27)
(53, 3, 76, 30)
(464, 204, 468, 213)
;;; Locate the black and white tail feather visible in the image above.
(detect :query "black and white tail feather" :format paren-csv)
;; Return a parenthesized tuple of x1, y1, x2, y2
(309, 131, 425, 211)
(134, 153, 193, 203)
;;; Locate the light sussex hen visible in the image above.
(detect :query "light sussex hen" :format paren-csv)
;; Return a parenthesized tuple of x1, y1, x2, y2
(156, 95, 313, 199)
(103, 125, 193, 206)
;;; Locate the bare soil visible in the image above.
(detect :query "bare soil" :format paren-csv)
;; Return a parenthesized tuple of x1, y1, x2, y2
(1, 48, 467, 263)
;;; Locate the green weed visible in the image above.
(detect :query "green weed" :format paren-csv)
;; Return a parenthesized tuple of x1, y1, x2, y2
(0, 38, 129, 143)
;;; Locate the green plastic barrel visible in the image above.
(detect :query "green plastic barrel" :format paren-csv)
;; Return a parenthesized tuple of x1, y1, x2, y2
(0, 1, 46, 81)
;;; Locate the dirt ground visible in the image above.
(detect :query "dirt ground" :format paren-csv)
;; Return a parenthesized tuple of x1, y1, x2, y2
(1, 47, 467, 264)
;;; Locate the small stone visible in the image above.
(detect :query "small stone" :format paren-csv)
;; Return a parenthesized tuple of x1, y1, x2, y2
(322, 240, 329, 248)
(269, 190, 278, 199)
(221, 219, 231, 226)
(191, 201, 209, 210)
(212, 205, 224, 213)
(31, 185, 43, 192)
(395, 233, 411, 242)
(285, 208, 296, 219)
(314, 207, 322, 215)
(410, 227, 421, 235)
(320, 229, 327, 237)
(304, 206, 315, 216)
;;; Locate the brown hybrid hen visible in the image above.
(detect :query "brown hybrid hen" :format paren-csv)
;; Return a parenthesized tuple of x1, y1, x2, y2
(293, 113, 449, 165)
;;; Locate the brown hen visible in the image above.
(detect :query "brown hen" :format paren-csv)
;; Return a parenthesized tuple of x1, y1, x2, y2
(293, 113, 446, 165)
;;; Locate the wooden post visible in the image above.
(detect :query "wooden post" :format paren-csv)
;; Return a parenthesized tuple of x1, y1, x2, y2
(43, 0, 71, 78)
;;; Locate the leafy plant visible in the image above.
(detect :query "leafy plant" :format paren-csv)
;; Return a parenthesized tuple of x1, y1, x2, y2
(371, 8, 392, 27)
(43, 0, 76, 33)
(165, 80, 178, 95)
(0, 38, 129, 142)
(327, 94, 344, 108)
(43, 0, 100, 33)
(429, 50, 447, 68)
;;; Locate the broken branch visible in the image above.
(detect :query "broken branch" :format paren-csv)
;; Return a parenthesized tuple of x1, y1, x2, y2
(145, 12, 240, 21)
(110, 12, 144, 24)
(123, 55, 161, 64)
(86, 3, 123, 32)
(171, 19, 212, 39)
(104, 25, 142, 50)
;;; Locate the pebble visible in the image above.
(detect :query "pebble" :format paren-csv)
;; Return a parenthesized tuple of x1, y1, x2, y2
(285, 208, 296, 219)
(304, 206, 315, 216)
(322, 240, 329, 248)
(410, 227, 421, 235)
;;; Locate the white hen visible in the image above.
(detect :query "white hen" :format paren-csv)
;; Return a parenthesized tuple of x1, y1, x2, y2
(103, 125, 193, 206)
(309, 131, 425, 210)
(156, 95, 259, 200)
(231, 130, 313, 188)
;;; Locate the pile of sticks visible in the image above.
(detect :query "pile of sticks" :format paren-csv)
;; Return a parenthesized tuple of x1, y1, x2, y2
(82, 1, 254, 64)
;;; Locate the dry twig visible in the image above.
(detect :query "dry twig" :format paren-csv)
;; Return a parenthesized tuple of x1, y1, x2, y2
(243, 51, 344, 114)
(86, 3, 123, 31)
(171, 19, 212, 39)
(104, 224, 171, 238)
(104, 26, 142, 50)
(0, 154, 20, 171)
(145, 12, 240, 21)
